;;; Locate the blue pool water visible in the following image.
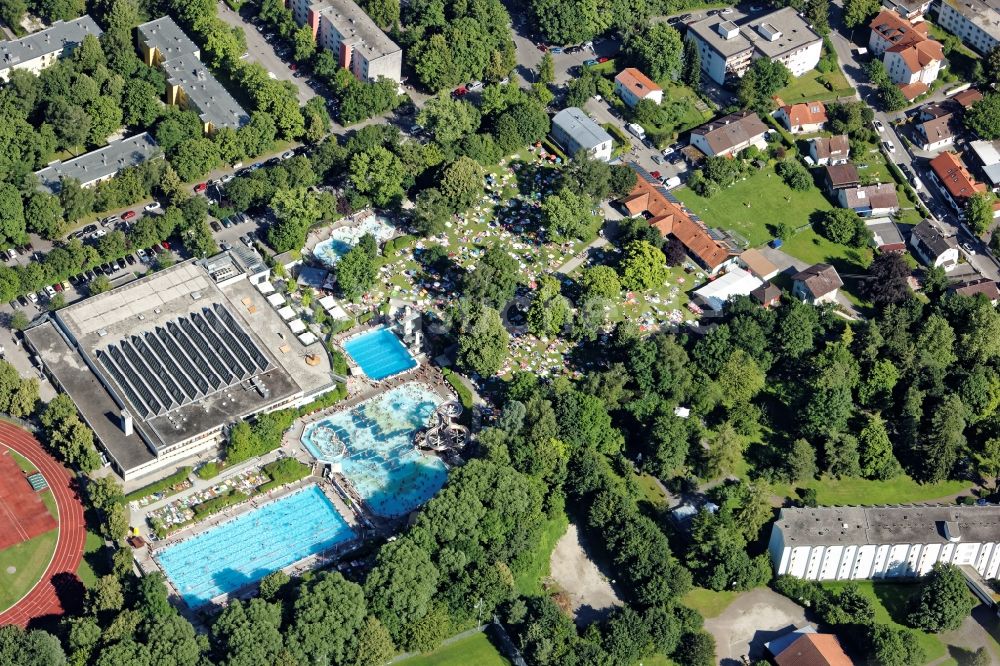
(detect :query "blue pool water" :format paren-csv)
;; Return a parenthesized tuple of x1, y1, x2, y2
(156, 485, 355, 607)
(313, 215, 396, 268)
(301, 383, 448, 517)
(344, 327, 417, 380)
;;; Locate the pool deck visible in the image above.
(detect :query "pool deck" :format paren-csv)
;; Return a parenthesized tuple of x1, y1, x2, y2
(135, 473, 370, 616)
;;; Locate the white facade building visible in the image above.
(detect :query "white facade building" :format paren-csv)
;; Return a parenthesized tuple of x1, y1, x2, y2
(769, 505, 1000, 581)
(288, 0, 402, 83)
(937, 0, 1000, 55)
(551, 107, 613, 162)
(686, 7, 821, 85)
(0, 16, 102, 82)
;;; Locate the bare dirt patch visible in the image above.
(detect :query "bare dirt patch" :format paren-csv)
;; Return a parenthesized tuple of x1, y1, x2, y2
(549, 523, 622, 625)
(704, 587, 807, 664)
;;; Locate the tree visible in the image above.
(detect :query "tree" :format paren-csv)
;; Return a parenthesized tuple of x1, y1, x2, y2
(540, 188, 591, 241)
(336, 238, 378, 300)
(718, 349, 764, 408)
(844, 0, 881, 27)
(965, 192, 996, 235)
(292, 24, 316, 62)
(0, 625, 65, 665)
(863, 252, 911, 307)
(354, 615, 395, 666)
(776, 158, 812, 191)
(966, 92, 1000, 140)
(10, 311, 29, 332)
(676, 631, 715, 666)
(461, 243, 520, 309)
(458, 306, 509, 376)
(417, 94, 481, 144)
(172, 138, 222, 181)
(579, 265, 621, 301)
(624, 23, 684, 81)
(286, 572, 367, 665)
(439, 157, 484, 212)
(984, 45, 1000, 84)
(858, 358, 899, 408)
(24, 191, 65, 240)
(682, 37, 701, 88)
(364, 538, 440, 643)
(858, 412, 901, 480)
(0, 183, 27, 249)
(350, 147, 404, 206)
(807, 0, 830, 34)
(88, 574, 125, 614)
(788, 438, 817, 482)
(537, 52, 555, 85)
(527, 275, 570, 337)
(739, 59, 790, 111)
(908, 563, 975, 632)
(364, 0, 398, 26)
(619, 240, 667, 291)
(705, 422, 744, 478)
(917, 393, 966, 482)
(413, 188, 451, 237)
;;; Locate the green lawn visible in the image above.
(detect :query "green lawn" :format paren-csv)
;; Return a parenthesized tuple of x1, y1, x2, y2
(77, 530, 107, 588)
(820, 581, 954, 664)
(681, 586, 741, 619)
(774, 68, 855, 104)
(514, 509, 569, 597)
(634, 473, 669, 510)
(673, 165, 835, 247)
(0, 530, 57, 613)
(772, 474, 970, 506)
(396, 632, 509, 666)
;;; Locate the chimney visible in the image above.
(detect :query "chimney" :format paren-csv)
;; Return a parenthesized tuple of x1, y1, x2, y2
(121, 409, 133, 436)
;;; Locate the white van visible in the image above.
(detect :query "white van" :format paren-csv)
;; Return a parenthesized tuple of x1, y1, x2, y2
(626, 123, 646, 140)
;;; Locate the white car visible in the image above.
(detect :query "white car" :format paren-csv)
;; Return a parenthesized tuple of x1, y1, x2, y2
(467, 81, 484, 90)
(27, 292, 38, 304)
(281, 150, 295, 160)
(662, 147, 675, 157)
(44, 285, 56, 298)
(144, 201, 161, 212)
(882, 140, 896, 153)
(220, 173, 234, 183)
(873, 119, 885, 133)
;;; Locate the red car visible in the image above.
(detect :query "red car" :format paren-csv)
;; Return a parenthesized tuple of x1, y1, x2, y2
(650, 170, 661, 180)
(452, 86, 468, 97)
(194, 182, 208, 193)
(536, 43, 548, 52)
(598, 56, 609, 63)
(289, 63, 297, 71)
(121, 210, 136, 221)
(161, 241, 170, 250)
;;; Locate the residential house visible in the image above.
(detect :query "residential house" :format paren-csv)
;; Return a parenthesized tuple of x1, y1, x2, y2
(685, 7, 821, 84)
(883, 0, 934, 20)
(768, 504, 1000, 580)
(953, 88, 985, 108)
(620, 165, 738, 274)
(739, 248, 780, 280)
(909, 218, 960, 270)
(775, 101, 827, 134)
(823, 163, 860, 194)
(767, 626, 852, 666)
(551, 108, 614, 162)
(837, 183, 900, 217)
(751, 281, 782, 308)
(288, 0, 402, 82)
(137, 17, 249, 133)
(869, 11, 943, 99)
(791, 263, 842, 304)
(929, 151, 988, 212)
(614, 68, 663, 108)
(692, 267, 762, 311)
(950, 278, 1000, 303)
(688, 111, 769, 158)
(937, 0, 1000, 55)
(917, 113, 958, 151)
(866, 217, 906, 252)
(809, 134, 850, 166)
(34, 133, 162, 195)
(0, 16, 102, 82)
(970, 140, 1000, 191)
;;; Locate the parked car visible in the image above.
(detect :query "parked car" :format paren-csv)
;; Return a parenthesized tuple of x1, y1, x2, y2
(121, 210, 136, 220)
(549, 46, 562, 54)
(650, 170, 661, 180)
(220, 173, 234, 183)
(102, 216, 119, 226)
(211, 221, 222, 232)
(144, 201, 161, 212)
(583, 58, 598, 66)
(137, 248, 148, 261)
(6, 248, 17, 260)
(83, 224, 98, 234)
(17, 296, 28, 307)
(651, 155, 663, 165)
(194, 182, 208, 193)
(125, 254, 136, 265)
(27, 292, 38, 304)
(281, 150, 295, 160)
(222, 217, 233, 229)
(962, 242, 976, 255)
(467, 80, 483, 90)
(44, 285, 56, 297)
(452, 86, 469, 97)
(53, 282, 63, 292)
(882, 140, 896, 153)
(598, 56, 609, 63)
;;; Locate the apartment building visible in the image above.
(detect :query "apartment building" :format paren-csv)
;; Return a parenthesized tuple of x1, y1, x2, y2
(34, 133, 162, 195)
(288, 0, 402, 83)
(929, 151, 988, 212)
(614, 68, 663, 108)
(937, 0, 1000, 55)
(137, 17, 249, 133)
(688, 111, 769, 158)
(551, 107, 613, 162)
(869, 10, 943, 96)
(0, 16, 102, 82)
(769, 505, 1000, 581)
(686, 7, 821, 85)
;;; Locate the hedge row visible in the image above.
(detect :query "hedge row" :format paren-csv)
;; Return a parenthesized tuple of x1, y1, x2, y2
(124, 466, 193, 503)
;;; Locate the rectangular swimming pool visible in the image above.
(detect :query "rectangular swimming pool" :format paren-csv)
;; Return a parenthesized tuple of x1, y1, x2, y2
(156, 485, 354, 607)
(343, 327, 417, 381)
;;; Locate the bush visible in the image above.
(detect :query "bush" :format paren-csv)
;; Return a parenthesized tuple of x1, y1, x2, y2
(196, 461, 222, 480)
(330, 349, 349, 376)
(442, 368, 474, 410)
(259, 457, 311, 492)
(297, 383, 347, 417)
(123, 467, 192, 503)
(192, 490, 248, 517)
(383, 234, 416, 257)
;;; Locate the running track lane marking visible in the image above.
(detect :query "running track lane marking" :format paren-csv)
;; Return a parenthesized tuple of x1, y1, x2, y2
(0, 422, 86, 627)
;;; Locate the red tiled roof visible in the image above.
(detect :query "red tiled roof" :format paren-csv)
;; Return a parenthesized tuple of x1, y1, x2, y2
(899, 81, 929, 100)
(624, 172, 732, 269)
(930, 151, 988, 202)
(953, 88, 984, 107)
(615, 67, 662, 99)
(780, 101, 827, 127)
(775, 634, 852, 666)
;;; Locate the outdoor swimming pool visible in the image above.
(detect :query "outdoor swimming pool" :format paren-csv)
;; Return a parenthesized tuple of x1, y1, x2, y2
(313, 215, 396, 268)
(301, 383, 448, 517)
(344, 327, 417, 380)
(156, 485, 354, 607)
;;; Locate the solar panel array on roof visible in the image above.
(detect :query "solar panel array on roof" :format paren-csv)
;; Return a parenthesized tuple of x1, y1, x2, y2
(96, 306, 272, 418)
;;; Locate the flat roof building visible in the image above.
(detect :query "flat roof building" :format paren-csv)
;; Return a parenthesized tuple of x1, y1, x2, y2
(692, 267, 762, 311)
(686, 7, 822, 84)
(551, 107, 614, 162)
(25, 254, 335, 482)
(289, 0, 402, 83)
(0, 16, 102, 82)
(971, 140, 1000, 189)
(137, 16, 248, 133)
(769, 505, 1000, 581)
(34, 133, 162, 194)
(937, 0, 1000, 54)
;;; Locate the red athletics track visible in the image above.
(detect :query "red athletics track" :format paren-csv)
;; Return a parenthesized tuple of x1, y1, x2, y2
(0, 421, 85, 627)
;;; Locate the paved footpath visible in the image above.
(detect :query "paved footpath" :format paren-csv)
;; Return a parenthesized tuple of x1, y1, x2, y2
(0, 422, 86, 627)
